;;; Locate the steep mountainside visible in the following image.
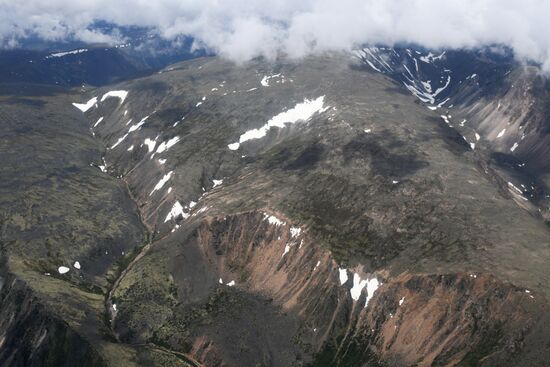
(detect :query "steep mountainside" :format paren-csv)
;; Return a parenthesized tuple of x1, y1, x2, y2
(358, 46, 550, 223)
(2, 53, 550, 366)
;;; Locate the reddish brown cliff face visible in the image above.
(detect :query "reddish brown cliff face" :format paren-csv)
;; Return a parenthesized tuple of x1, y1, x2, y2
(339, 273, 550, 366)
(165, 211, 550, 366)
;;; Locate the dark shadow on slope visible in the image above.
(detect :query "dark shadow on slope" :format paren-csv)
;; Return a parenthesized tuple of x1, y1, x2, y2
(425, 116, 471, 156)
(342, 131, 430, 178)
(263, 138, 327, 172)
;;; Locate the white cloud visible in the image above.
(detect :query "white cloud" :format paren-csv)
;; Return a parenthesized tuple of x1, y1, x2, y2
(74, 28, 122, 44)
(1, 0, 550, 70)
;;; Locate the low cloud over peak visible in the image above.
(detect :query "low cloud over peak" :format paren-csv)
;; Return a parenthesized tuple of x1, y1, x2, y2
(2, 0, 550, 71)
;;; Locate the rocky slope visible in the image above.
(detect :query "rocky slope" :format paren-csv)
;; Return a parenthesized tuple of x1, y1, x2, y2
(2, 52, 550, 366)
(0, 83, 196, 366)
(358, 46, 550, 223)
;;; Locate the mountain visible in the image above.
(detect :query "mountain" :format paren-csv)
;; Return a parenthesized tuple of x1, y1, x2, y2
(358, 46, 550, 223)
(0, 27, 207, 87)
(1, 49, 550, 366)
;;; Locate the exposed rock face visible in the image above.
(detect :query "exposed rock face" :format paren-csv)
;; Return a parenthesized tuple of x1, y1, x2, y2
(350, 273, 550, 367)
(2, 51, 550, 366)
(112, 211, 343, 366)
(113, 211, 550, 366)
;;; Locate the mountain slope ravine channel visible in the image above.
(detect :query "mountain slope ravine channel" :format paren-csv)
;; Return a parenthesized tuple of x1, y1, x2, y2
(104, 176, 203, 367)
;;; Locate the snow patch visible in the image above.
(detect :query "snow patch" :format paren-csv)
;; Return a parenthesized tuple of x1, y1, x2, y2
(507, 181, 523, 194)
(110, 133, 128, 149)
(402, 74, 450, 105)
(339, 268, 348, 285)
(314, 261, 321, 271)
(155, 136, 180, 154)
(263, 213, 284, 226)
(150, 171, 174, 196)
(144, 137, 157, 153)
(282, 244, 291, 258)
(365, 59, 382, 72)
(260, 74, 281, 87)
(419, 51, 446, 63)
(101, 90, 128, 104)
(165, 201, 189, 222)
(290, 227, 301, 238)
(227, 96, 327, 150)
(97, 157, 107, 172)
(350, 273, 369, 301)
(72, 97, 97, 112)
(128, 115, 150, 132)
(364, 278, 380, 307)
(47, 48, 88, 58)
